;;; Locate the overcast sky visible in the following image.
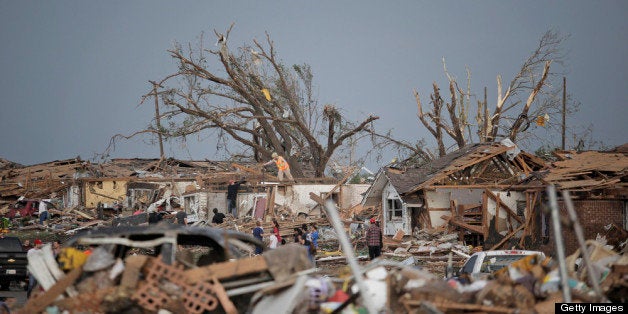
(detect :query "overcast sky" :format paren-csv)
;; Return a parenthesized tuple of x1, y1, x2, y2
(1, 1, 626, 169)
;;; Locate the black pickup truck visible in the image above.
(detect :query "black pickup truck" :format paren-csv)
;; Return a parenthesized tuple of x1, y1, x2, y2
(0, 236, 29, 290)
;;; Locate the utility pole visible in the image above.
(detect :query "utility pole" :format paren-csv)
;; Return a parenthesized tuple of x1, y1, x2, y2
(562, 77, 566, 150)
(150, 81, 165, 159)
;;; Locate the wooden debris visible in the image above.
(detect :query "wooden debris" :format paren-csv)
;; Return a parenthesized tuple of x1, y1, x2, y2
(392, 229, 405, 242)
(184, 255, 268, 284)
(19, 267, 83, 314)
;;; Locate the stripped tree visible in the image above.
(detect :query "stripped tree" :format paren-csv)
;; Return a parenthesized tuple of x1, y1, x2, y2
(112, 25, 379, 178)
(414, 30, 570, 157)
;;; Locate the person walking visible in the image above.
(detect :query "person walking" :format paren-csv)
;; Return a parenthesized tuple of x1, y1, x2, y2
(227, 178, 246, 217)
(38, 199, 50, 225)
(263, 152, 294, 181)
(365, 218, 382, 260)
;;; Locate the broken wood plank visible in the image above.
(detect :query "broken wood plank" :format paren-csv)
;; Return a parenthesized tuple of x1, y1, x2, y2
(231, 162, 264, 175)
(441, 215, 484, 234)
(120, 255, 149, 289)
(484, 189, 524, 224)
(210, 276, 238, 314)
(489, 224, 526, 250)
(482, 192, 489, 239)
(71, 209, 95, 220)
(19, 266, 83, 314)
(307, 170, 353, 214)
(65, 220, 103, 235)
(392, 229, 405, 242)
(184, 255, 268, 284)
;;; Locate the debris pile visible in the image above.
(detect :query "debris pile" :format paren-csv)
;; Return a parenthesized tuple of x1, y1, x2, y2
(21, 225, 314, 314)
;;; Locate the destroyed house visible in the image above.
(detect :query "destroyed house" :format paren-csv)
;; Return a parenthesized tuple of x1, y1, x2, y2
(0, 157, 245, 212)
(0, 158, 84, 207)
(526, 146, 628, 254)
(362, 142, 547, 248)
(1, 156, 369, 224)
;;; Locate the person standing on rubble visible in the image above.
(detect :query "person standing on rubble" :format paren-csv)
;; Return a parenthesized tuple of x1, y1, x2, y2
(252, 220, 264, 254)
(263, 152, 294, 181)
(38, 198, 50, 225)
(365, 218, 382, 260)
(227, 177, 246, 217)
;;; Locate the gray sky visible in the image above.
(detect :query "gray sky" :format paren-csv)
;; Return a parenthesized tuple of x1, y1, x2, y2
(1, 1, 626, 168)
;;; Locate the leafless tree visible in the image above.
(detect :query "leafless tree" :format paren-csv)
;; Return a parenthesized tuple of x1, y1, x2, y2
(113, 25, 380, 177)
(415, 30, 571, 157)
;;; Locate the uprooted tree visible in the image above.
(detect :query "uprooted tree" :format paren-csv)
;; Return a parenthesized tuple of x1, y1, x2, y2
(109, 25, 380, 178)
(412, 30, 574, 158)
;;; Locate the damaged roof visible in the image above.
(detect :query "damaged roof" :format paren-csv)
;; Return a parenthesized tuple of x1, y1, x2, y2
(539, 147, 628, 194)
(0, 157, 258, 201)
(363, 142, 546, 205)
(396, 142, 545, 193)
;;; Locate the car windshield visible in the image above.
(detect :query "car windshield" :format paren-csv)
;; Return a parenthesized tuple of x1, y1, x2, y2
(0, 238, 23, 251)
(479, 254, 529, 273)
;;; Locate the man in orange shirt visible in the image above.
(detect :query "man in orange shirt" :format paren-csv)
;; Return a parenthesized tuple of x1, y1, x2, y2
(263, 152, 294, 181)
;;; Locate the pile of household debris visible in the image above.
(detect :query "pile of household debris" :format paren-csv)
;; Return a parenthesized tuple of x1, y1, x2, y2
(20, 224, 315, 313)
(18, 226, 627, 313)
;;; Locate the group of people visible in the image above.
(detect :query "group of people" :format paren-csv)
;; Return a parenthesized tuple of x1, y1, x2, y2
(251, 218, 286, 254)
(293, 223, 319, 262)
(250, 219, 319, 261)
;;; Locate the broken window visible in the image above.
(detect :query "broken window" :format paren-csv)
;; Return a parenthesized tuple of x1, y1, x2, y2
(460, 255, 478, 274)
(184, 196, 197, 213)
(387, 198, 403, 220)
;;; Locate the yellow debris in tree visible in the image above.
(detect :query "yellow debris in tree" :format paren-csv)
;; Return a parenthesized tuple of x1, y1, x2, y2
(261, 88, 271, 101)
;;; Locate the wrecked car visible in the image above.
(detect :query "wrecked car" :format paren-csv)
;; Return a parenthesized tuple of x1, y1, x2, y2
(62, 223, 264, 265)
(23, 224, 314, 313)
(454, 250, 545, 282)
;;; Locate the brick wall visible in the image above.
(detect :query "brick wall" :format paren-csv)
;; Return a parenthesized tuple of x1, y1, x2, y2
(556, 200, 625, 255)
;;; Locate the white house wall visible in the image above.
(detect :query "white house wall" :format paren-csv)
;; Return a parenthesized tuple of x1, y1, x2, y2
(424, 188, 527, 233)
(486, 190, 526, 232)
(206, 192, 227, 214)
(67, 185, 81, 208)
(340, 184, 370, 209)
(274, 184, 336, 213)
(425, 189, 484, 228)
(382, 182, 410, 235)
(198, 184, 370, 219)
